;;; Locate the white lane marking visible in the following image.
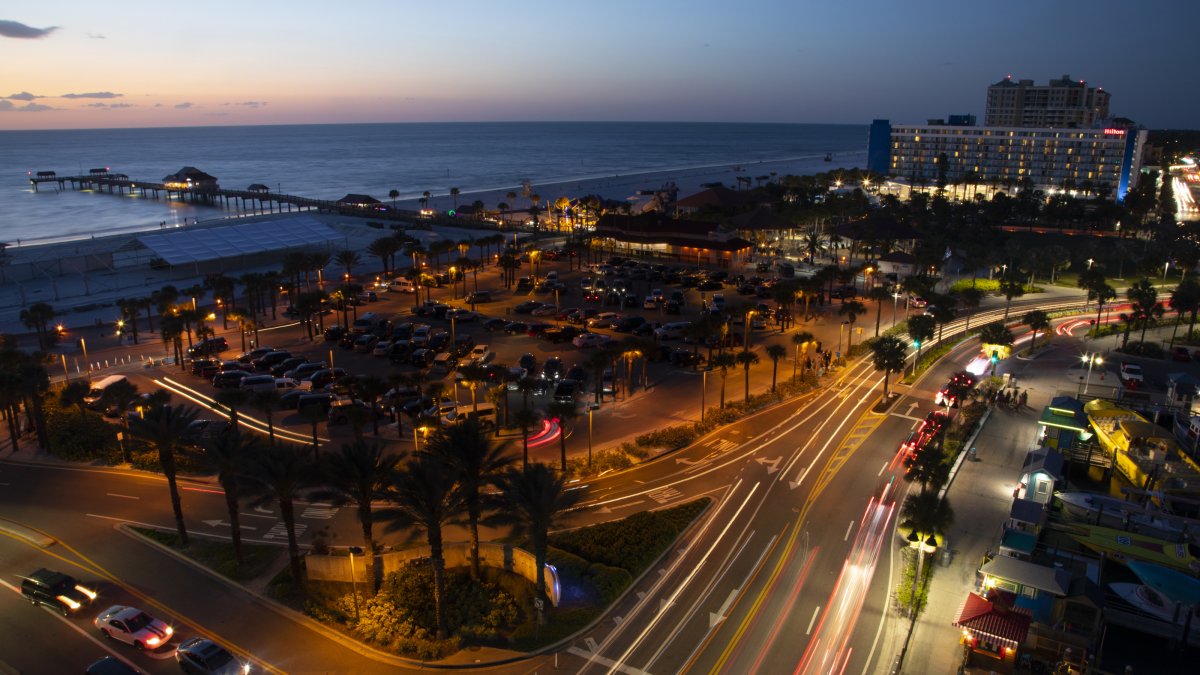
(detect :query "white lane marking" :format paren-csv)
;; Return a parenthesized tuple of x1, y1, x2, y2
(301, 506, 339, 519)
(106, 493, 139, 499)
(602, 482, 760, 675)
(264, 521, 307, 540)
(806, 605, 822, 635)
(709, 589, 738, 627)
(844, 520, 855, 542)
(878, 462, 888, 477)
(0, 579, 144, 670)
(567, 646, 650, 675)
(790, 463, 813, 490)
(239, 512, 276, 520)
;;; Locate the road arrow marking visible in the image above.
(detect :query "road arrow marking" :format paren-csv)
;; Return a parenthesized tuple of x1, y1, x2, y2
(755, 456, 782, 474)
(202, 519, 256, 530)
(254, 505, 273, 514)
(907, 401, 919, 415)
(660, 598, 675, 612)
(584, 637, 599, 653)
(675, 457, 701, 466)
(636, 591, 646, 600)
(709, 588, 739, 627)
(790, 463, 814, 490)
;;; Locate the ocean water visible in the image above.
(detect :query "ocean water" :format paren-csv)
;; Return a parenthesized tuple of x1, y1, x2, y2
(0, 122, 866, 245)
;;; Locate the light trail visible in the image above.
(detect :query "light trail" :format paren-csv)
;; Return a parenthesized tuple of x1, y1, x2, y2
(794, 496, 895, 675)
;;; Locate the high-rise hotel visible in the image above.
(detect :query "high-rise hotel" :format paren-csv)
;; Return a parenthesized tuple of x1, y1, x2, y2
(868, 75, 1146, 201)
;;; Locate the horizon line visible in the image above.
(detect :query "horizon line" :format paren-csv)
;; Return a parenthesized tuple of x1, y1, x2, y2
(0, 119, 869, 133)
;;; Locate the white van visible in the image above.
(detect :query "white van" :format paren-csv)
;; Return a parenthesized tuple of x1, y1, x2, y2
(84, 375, 128, 408)
(443, 402, 497, 429)
(654, 321, 692, 341)
(390, 278, 417, 293)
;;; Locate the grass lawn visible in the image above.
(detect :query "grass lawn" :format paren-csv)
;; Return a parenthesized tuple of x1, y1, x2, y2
(131, 527, 283, 582)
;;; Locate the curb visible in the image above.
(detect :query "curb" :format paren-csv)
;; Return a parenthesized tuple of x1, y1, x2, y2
(0, 516, 55, 548)
(939, 407, 992, 503)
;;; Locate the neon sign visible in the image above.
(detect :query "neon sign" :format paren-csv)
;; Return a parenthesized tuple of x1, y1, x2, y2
(1103, 128, 1126, 136)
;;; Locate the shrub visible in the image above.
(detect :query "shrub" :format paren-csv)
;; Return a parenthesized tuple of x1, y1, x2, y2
(1120, 341, 1164, 359)
(635, 425, 698, 451)
(549, 498, 710, 575)
(43, 397, 120, 462)
(588, 563, 633, 604)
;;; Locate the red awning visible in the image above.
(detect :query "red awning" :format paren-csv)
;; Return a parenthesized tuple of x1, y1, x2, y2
(954, 591, 1031, 645)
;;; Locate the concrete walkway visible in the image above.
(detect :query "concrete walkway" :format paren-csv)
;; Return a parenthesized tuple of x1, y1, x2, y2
(902, 354, 1059, 674)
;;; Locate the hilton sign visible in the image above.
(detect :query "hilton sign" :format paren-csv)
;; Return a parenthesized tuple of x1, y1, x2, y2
(1103, 128, 1127, 136)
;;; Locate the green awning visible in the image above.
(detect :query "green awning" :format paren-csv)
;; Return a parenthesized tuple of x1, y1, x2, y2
(1039, 407, 1087, 433)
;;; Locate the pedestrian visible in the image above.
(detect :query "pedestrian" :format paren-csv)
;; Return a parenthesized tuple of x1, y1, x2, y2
(1019, 390, 1028, 408)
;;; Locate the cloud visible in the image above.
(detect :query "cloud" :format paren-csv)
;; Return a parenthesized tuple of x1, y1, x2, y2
(82, 102, 135, 109)
(60, 91, 122, 99)
(174, 101, 193, 109)
(6, 91, 42, 100)
(0, 20, 58, 39)
(153, 103, 163, 107)
(87, 32, 105, 39)
(0, 100, 55, 112)
(223, 100, 266, 108)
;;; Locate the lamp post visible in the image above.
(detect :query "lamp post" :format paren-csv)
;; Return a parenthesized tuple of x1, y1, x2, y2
(80, 337, 91, 376)
(1081, 353, 1103, 395)
(892, 292, 901, 328)
(1163, 261, 1171, 283)
(743, 310, 755, 350)
(587, 406, 594, 466)
(348, 549, 361, 622)
(449, 266, 458, 299)
(701, 369, 707, 421)
(837, 321, 847, 356)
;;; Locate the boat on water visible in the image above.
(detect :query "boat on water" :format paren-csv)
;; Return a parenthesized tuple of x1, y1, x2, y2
(1128, 560, 1200, 606)
(1057, 491, 1187, 535)
(1065, 523, 1200, 573)
(1109, 583, 1196, 623)
(824, 153, 833, 162)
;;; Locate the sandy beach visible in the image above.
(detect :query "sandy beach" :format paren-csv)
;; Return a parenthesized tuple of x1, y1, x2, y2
(0, 150, 865, 335)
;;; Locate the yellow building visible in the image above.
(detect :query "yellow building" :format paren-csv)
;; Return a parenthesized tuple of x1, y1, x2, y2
(1084, 400, 1200, 498)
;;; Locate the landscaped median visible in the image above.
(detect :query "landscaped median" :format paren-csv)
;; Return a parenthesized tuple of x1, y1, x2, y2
(127, 497, 710, 662)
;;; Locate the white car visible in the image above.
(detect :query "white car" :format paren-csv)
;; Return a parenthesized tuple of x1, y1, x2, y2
(94, 604, 174, 650)
(468, 345, 492, 364)
(573, 333, 607, 348)
(1119, 362, 1144, 383)
(587, 312, 621, 329)
(643, 296, 657, 309)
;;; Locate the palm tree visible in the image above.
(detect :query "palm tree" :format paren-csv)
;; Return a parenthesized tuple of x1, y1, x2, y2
(193, 430, 259, 564)
(1170, 274, 1200, 341)
(998, 270, 1025, 320)
(711, 352, 736, 408)
(791, 331, 815, 382)
(868, 287, 892, 337)
(388, 189, 399, 209)
(100, 378, 142, 462)
(903, 444, 951, 494)
(299, 404, 326, 459)
(214, 388, 250, 436)
(906, 314, 937, 373)
(512, 408, 540, 468)
(450, 187, 460, 210)
(957, 286, 984, 330)
(491, 463, 587, 622)
(130, 404, 199, 545)
(379, 452, 464, 639)
(241, 442, 314, 585)
(421, 190, 431, 211)
(838, 300, 867, 351)
(334, 250, 360, 280)
(19, 301, 56, 351)
(736, 350, 760, 401)
(870, 335, 907, 403)
(765, 344, 786, 392)
(311, 440, 399, 589)
(249, 389, 281, 445)
(546, 401, 577, 472)
(899, 491, 954, 617)
(423, 419, 513, 578)
(59, 381, 91, 417)
(367, 237, 399, 277)
(1127, 278, 1162, 346)
(1023, 310, 1050, 353)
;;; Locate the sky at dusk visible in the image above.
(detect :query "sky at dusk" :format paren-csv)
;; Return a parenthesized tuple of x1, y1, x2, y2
(1, 0, 1196, 131)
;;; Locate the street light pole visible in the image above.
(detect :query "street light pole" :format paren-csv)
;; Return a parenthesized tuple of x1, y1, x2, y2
(80, 338, 91, 376)
(701, 369, 707, 422)
(1082, 353, 1103, 395)
(587, 408, 594, 466)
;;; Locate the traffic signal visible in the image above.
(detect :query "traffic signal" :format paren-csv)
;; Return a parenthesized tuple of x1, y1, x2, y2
(913, 339, 921, 349)
(990, 349, 999, 364)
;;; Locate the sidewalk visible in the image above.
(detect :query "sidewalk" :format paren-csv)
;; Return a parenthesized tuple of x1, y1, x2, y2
(902, 368, 1052, 674)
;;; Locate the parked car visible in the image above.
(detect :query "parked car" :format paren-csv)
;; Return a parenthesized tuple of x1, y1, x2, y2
(303, 368, 346, 390)
(212, 370, 251, 389)
(253, 350, 293, 372)
(544, 326, 582, 343)
(466, 291, 493, 304)
(353, 334, 379, 353)
(587, 312, 621, 329)
(93, 605, 174, 650)
(410, 348, 435, 368)
(238, 346, 274, 364)
(1120, 362, 1144, 384)
(573, 332, 606, 348)
(553, 380, 578, 403)
(531, 304, 559, 317)
(190, 358, 220, 378)
(541, 357, 564, 381)
(614, 315, 647, 332)
(1172, 346, 1191, 362)
(483, 318, 508, 331)
(296, 392, 334, 414)
(270, 357, 307, 377)
(503, 321, 530, 335)
(285, 361, 327, 380)
(468, 344, 492, 364)
(514, 301, 543, 314)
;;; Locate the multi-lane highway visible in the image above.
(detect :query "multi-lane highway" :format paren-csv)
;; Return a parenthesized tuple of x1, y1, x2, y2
(0, 287, 1085, 673)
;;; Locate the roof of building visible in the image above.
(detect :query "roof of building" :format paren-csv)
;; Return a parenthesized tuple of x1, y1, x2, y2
(729, 207, 794, 231)
(135, 215, 340, 265)
(1009, 498, 1046, 524)
(981, 556, 1071, 596)
(247, 183, 270, 192)
(337, 193, 381, 205)
(1021, 447, 1064, 480)
(832, 214, 921, 242)
(954, 591, 1032, 646)
(594, 213, 752, 252)
(675, 186, 763, 209)
(163, 166, 217, 183)
(878, 251, 916, 264)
